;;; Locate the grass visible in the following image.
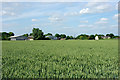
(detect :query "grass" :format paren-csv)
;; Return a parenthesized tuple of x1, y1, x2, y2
(2, 40, 118, 78)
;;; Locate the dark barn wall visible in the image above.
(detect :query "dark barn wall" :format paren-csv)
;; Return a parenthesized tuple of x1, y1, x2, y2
(16, 36, 28, 40)
(10, 36, 28, 40)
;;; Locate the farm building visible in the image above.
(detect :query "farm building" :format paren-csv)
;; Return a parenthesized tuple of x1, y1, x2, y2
(28, 36, 33, 40)
(10, 36, 28, 40)
(45, 35, 57, 40)
(101, 36, 111, 39)
(60, 38, 66, 40)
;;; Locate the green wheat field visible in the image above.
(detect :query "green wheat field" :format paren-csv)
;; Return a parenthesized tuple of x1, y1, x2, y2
(2, 40, 118, 78)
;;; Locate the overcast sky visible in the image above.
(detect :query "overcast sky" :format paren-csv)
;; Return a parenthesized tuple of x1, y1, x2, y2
(1, 2, 119, 36)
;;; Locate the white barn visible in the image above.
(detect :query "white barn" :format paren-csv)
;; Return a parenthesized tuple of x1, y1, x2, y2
(45, 36, 57, 40)
(10, 36, 28, 40)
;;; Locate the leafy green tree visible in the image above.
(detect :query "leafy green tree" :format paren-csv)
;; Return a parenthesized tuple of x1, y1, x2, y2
(9, 32, 14, 36)
(80, 36, 88, 40)
(89, 35, 95, 40)
(106, 33, 114, 39)
(95, 34, 98, 37)
(109, 33, 114, 38)
(76, 34, 89, 40)
(66, 36, 70, 40)
(76, 35, 80, 39)
(0, 32, 2, 40)
(60, 34, 66, 38)
(23, 34, 28, 37)
(45, 33, 52, 36)
(32, 28, 44, 40)
(30, 33, 33, 36)
(106, 34, 110, 36)
(47, 33, 52, 36)
(70, 36, 73, 39)
(55, 33, 60, 38)
(2, 32, 10, 40)
(98, 34, 104, 39)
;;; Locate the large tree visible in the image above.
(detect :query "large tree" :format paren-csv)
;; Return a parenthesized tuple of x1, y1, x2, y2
(106, 34, 110, 36)
(66, 36, 70, 40)
(23, 34, 28, 37)
(30, 33, 33, 36)
(76, 34, 89, 40)
(32, 28, 44, 40)
(89, 35, 95, 40)
(46, 33, 52, 36)
(106, 33, 114, 38)
(70, 36, 73, 39)
(109, 33, 114, 38)
(2, 32, 10, 40)
(60, 34, 66, 38)
(9, 32, 14, 36)
(55, 33, 60, 38)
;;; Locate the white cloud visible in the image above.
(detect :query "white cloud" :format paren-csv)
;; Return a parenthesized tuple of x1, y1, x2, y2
(95, 4, 110, 10)
(86, 2, 100, 7)
(2, 10, 45, 21)
(100, 18, 108, 21)
(79, 8, 90, 14)
(2, 10, 7, 15)
(78, 25, 93, 28)
(80, 20, 88, 23)
(85, 2, 114, 14)
(113, 14, 120, 23)
(95, 18, 108, 24)
(79, 3, 113, 15)
(2, 10, 16, 16)
(110, 25, 118, 28)
(64, 3, 114, 16)
(32, 19, 38, 22)
(48, 15, 63, 22)
(113, 14, 120, 20)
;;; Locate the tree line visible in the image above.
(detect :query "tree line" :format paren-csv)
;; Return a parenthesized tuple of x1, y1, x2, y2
(0, 28, 119, 40)
(0, 32, 14, 40)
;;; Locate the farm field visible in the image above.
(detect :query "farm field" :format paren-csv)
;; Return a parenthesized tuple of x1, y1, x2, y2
(2, 40, 118, 78)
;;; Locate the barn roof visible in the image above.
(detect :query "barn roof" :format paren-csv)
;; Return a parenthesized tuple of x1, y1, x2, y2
(9, 36, 27, 38)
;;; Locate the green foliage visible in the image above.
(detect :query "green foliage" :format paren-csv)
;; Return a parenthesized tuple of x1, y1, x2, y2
(45, 33, 52, 36)
(89, 35, 95, 40)
(0, 32, 14, 40)
(0, 32, 2, 40)
(32, 28, 44, 40)
(55, 34, 60, 38)
(30, 33, 33, 36)
(60, 34, 66, 38)
(106, 33, 114, 39)
(109, 33, 114, 39)
(23, 34, 28, 37)
(9, 32, 14, 36)
(2, 40, 118, 78)
(69, 36, 73, 39)
(106, 34, 109, 36)
(76, 34, 89, 40)
(2, 32, 10, 40)
(98, 34, 104, 39)
(66, 36, 70, 40)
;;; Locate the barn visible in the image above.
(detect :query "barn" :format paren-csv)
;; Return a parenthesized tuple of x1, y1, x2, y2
(45, 35, 57, 40)
(10, 36, 28, 40)
(28, 36, 33, 40)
